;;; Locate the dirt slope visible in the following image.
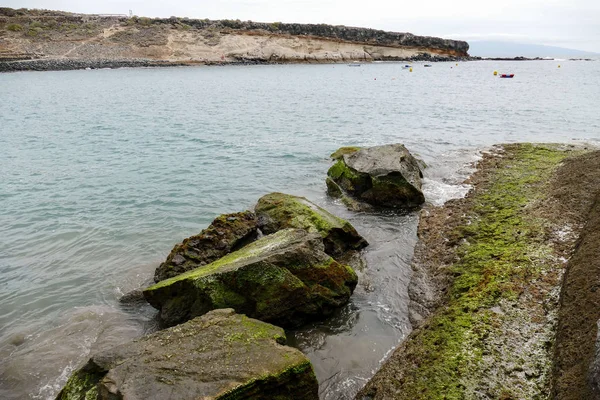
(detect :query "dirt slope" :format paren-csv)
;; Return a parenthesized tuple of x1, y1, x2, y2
(0, 8, 470, 71)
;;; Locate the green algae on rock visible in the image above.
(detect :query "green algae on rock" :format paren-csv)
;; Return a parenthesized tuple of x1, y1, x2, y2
(144, 229, 358, 328)
(357, 144, 592, 400)
(327, 144, 425, 210)
(255, 192, 368, 257)
(56, 368, 102, 400)
(56, 309, 318, 400)
(154, 210, 258, 282)
(330, 146, 362, 161)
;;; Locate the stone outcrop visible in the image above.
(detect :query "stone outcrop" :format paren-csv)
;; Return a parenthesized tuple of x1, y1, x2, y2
(154, 211, 258, 282)
(356, 144, 598, 400)
(56, 309, 319, 400)
(255, 192, 368, 257)
(551, 151, 600, 400)
(327, 144, 425, 210)
(0, 8, 470, 72)
(144, 229, 358, 328)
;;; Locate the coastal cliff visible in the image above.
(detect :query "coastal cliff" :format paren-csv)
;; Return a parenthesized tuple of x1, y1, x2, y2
(0, 8, 469, 72)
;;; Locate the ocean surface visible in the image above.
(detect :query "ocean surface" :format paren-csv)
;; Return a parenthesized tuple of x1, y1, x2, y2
(0, 60, 598, 400)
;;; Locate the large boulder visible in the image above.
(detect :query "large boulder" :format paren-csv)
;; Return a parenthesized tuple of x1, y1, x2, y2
(56, 309, 318, 400)
(327, 144, 425, 209)
(154, 211, 258, 282)
(144, 229, 358, 328)
(254, 192, 368, 257)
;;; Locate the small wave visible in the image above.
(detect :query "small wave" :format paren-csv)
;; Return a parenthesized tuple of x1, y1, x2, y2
(0, 305, 147, 400)
(423, 177, 472, 206)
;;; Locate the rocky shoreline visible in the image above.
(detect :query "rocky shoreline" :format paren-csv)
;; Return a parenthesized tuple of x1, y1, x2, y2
(0, 58, 190, 72)
(55, 145, 426, 399)
(48, 141, 600, 399)
(0, 55, 473, 73)
(357, 143, 600, 399)
(0, 7, 471, 73)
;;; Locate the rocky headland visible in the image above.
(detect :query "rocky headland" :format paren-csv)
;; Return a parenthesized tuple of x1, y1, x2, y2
(0, 7, 470, 72)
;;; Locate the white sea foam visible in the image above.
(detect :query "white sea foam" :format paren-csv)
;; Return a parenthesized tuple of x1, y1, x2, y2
(423, 177, 472, 206)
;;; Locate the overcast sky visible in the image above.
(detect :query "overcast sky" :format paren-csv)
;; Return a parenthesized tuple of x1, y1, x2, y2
(4, 0, 600, 52)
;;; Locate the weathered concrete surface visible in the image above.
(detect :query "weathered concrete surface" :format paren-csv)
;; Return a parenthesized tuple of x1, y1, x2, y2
(154, 211, 258, 282)
(144, 229, 358, 328)
(56, 308, 319, 400)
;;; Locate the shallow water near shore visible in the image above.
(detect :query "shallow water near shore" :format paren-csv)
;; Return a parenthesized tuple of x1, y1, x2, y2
(1, 60, 599, 399)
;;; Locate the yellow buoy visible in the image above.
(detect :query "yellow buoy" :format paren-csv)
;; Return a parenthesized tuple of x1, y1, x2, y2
(494, 70, 498, 76)
(409, 68, 413, 72)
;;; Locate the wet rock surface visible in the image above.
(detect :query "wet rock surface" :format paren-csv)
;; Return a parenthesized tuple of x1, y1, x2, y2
(144, 229, 358, 328)
(327, 144, 425, 210)
(0, 58, 188, 72)
(56, 308, 319, 400)
(357, 144, 599, 400)
(591, 318, 600, 399)
(154, 210, 259, 282)
(255, 192, 368, 257)
(550, 150, 600, 400)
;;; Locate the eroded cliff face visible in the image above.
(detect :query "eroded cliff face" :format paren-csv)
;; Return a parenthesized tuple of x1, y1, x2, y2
(0, 8, 469, 71)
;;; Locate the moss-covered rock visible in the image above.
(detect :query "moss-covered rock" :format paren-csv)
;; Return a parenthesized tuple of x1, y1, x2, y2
(144, 229, 358, 328)
(330, 146, 361, 160)
(254, 192, 368, 257)
(327, 144, 425, 210)
(154, 210, 258, 282)
(356, 144, 593, 400)
(56, 309, 319, 400)
(55, 367, 103, 400)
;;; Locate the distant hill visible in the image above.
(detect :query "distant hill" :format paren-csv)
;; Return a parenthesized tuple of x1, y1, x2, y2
(0, 7, 469, 72)
(468, 41, 599, 59)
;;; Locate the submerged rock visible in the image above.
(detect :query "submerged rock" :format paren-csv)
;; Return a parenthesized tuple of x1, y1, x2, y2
(154, 210, 258, 282)
(327, 144, 425, 209)
(117, 289, 146, 306)
(55, 309, 318, 400)
(255, 192, 368, 257)
(144, 229, 358, 328)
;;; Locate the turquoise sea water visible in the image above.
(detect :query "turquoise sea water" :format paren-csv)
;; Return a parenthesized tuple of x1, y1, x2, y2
(0, 60, 599, 399)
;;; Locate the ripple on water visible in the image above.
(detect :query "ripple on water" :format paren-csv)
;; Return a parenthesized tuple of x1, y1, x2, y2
(0, 61, 598, 399)
(0, 305, 152, 400)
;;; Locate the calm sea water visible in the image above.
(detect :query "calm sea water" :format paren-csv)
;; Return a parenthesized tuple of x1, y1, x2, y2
(1, 60, 598, 400)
